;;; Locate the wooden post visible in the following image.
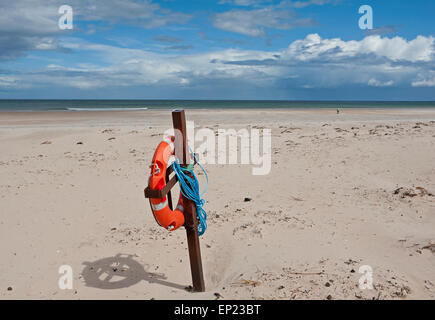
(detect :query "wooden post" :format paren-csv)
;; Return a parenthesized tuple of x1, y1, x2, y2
(172, 109, 205, 292)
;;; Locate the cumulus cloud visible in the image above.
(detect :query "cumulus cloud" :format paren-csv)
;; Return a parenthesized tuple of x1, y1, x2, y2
(1, 34, 434, 94)
(284, 33, 434, 63)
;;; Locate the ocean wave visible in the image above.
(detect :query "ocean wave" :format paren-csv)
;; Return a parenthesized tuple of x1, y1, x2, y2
(66, 107, 148, 111)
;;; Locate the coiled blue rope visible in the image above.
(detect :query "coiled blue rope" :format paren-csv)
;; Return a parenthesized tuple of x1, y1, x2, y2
(171, 150, 208, 236)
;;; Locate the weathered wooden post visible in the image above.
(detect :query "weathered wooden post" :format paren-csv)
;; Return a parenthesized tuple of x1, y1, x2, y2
(171, 109, 205, 292)
(145, 109, 205, 292)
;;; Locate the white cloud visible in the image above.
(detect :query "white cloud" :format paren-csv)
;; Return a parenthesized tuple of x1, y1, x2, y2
(0, 76, 18, 88)
(78, 0, 192, 28)
(0, 0, 191, 60)
(368, 78, 394, 87)
(219, 0, 334, 7)
(213, 7, 313, 37)
(291, 0, 335, 9)
(412, 78, 435, 87)
(2, 34, 434, 92)
(285, 33, 435, 63)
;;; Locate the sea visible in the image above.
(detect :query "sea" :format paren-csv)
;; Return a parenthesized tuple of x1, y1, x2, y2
(1, 100, 435, 112)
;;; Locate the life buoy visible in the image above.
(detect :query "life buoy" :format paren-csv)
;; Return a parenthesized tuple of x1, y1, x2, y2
(148, 136, 185, 231)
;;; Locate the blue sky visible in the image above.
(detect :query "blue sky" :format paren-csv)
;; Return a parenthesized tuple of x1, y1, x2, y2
(1, 0, 434, 100)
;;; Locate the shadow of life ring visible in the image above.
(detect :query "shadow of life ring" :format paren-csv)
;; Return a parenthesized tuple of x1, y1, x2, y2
(81, 254, 149, 290)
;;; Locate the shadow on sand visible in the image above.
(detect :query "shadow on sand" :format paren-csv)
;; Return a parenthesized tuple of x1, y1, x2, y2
(81, 253, 186, 291)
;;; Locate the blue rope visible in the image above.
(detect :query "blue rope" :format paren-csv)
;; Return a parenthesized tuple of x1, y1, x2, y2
(171, 150, 208, 236)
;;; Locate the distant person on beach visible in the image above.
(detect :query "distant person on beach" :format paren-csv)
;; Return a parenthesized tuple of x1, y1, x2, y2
(337, 108, 340, 114)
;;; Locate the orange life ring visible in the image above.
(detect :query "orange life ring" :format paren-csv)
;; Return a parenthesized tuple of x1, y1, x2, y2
(148, 136, 185, 231)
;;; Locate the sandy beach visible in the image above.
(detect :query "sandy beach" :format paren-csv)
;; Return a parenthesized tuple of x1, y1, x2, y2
(1, 108, 434, 300)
